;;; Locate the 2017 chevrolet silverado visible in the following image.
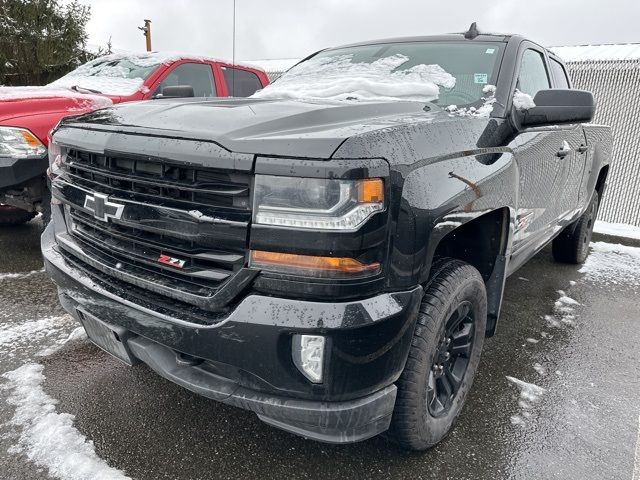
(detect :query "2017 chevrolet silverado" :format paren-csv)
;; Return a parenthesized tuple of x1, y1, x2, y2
(0, 52, 268, 226)
(42, 26, 611, 450)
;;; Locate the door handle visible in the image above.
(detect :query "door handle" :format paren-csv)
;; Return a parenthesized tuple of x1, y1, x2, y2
(577, 145, 589, 154)
(556, 142, 572, 158)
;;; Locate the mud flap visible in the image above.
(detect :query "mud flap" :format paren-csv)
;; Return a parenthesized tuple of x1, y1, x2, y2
(485, 254, 507, 337)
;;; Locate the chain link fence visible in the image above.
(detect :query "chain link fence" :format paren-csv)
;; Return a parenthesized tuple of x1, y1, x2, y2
(567, 60, 640, 226)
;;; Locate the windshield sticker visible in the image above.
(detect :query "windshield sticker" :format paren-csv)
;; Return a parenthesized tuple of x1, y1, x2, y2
(485, 48, 496, 54)
(474, 73, 488, 84)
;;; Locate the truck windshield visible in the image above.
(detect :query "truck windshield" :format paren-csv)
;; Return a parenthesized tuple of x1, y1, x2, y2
(254, 41, 504, 106)
(48, 55, 162, 96)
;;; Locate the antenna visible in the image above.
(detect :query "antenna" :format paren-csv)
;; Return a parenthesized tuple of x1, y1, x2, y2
(464, 22, 480, 40)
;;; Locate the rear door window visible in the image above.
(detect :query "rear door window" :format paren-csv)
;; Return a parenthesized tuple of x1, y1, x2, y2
(222, 67, 263, 97)
(155, 63, 216, 97)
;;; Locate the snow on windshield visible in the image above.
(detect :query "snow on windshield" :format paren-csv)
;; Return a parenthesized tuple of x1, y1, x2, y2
(47, 53, 164, 96)
(445, 84, 496, 118)
(252, 54, 456, 102)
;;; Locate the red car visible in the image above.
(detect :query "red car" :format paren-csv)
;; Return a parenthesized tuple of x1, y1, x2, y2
(0, 52, 269, 225)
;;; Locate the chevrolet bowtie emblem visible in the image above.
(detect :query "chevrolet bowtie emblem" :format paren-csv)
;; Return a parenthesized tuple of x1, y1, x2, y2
(84, 193, 125, 222)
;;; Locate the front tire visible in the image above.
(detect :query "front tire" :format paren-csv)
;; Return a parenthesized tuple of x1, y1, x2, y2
(389, 259, 487, 451)
(0, 205, 37, 226)
(552, 192, 599, 264)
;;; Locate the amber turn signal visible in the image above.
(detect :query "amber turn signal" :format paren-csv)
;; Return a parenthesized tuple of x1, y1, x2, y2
(357, 178, 384, 203)
(19, 130, 44, 148)
(250, 250, 380, 277)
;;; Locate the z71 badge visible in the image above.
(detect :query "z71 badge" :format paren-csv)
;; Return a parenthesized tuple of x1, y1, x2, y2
(157, 254, 186, 269)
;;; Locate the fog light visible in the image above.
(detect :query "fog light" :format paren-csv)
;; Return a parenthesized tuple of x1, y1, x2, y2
(292, 334, 325, 383)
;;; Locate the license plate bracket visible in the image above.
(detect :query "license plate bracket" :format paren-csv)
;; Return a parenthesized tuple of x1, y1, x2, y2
(76, 308, 138, 366)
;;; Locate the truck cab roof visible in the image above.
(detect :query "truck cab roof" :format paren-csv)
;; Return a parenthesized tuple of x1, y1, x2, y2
(330, 32, 564, 65)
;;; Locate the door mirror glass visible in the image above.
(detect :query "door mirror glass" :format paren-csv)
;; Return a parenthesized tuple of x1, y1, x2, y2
(519, 89, 595, 127)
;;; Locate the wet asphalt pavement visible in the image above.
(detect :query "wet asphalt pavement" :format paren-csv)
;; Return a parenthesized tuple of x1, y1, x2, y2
(0, 219, 639, 480)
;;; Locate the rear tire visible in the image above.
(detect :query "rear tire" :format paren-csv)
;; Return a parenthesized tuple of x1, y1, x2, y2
(0, 206, 36, 226)
(552, 192, 599, 264)
(389, 259, 487, 451)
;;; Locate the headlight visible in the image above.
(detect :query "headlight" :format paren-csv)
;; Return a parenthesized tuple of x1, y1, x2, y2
(47, 136, 65, 177)
(253, 175, 384, 231)
(0, 127, 46, 158)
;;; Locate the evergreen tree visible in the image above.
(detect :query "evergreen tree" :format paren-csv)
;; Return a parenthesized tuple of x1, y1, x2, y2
(0, 0, 102, 86)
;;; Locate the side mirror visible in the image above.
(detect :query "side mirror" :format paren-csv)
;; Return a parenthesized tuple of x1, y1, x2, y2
(519, 89, 595, 127)
(156, 85, 195, 99)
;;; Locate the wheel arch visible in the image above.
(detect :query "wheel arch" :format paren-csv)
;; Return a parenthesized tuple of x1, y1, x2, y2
(428, 207, 512, 336)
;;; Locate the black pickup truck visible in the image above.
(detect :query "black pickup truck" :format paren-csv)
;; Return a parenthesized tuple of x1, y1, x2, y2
(42, 27, 611, 450)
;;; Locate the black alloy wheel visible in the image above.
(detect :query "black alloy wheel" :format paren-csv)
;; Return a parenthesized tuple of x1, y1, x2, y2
(427, 301, 475, 417)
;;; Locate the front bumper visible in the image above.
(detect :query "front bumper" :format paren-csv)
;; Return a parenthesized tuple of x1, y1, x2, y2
(0, 154, 48, 190)
(42, 222, 422, 443)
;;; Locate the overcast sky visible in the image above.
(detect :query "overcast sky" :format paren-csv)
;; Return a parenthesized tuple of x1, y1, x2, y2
(84, 0, 639, 61)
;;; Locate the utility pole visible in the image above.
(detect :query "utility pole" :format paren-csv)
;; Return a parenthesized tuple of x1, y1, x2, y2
(138, 19, 152, 52)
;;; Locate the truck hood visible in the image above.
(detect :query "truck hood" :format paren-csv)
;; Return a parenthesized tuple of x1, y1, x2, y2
(0, 86, 113, 123)
(62, 97, 451, 158)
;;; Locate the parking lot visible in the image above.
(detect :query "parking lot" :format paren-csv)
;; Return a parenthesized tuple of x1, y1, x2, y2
(1, 219, 639, 480)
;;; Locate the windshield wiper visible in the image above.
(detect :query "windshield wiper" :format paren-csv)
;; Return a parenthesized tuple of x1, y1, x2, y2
(71, 85, 103, 94)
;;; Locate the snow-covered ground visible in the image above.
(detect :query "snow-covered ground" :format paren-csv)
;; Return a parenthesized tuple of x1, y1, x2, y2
(593, 220, 640, 241)
(506, 239, 640, 430)
(0, 301, 129, 480)
(579, 241, 640, 287)
(3, 364, 130, 480)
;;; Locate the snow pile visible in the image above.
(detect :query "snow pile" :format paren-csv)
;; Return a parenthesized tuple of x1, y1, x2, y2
(1, 364, 130, 480)
(533, 363, 546, 376)
(0, 87, 112, 109)
(48, 52, 166, 96)
(506, 376, 546, 425)
(513, 89, 536, 109)
(253, 53, 456, 102)
(445, 84, 497, 118)
(0, 316, 77, 359)
(48, 78, 144, 97)
(542, 289, 580, 328)
(37, 327, 87, 357)
(593, 221, 640, 240)
(579, 242, 640, 287)
(0, 267, 44, 281)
